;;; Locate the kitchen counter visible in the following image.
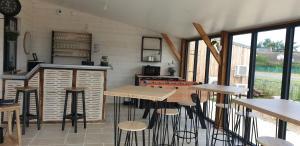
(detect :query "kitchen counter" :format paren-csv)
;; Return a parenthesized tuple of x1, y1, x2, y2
(2, 64, 112, 80)
(1, 64, 111, 122)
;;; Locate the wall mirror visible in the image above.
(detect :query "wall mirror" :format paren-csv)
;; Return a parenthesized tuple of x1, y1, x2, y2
(23, 31, 32, 55)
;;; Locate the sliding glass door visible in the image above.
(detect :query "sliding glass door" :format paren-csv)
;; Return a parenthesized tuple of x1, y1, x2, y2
(286, 26, 300, 145)
(254, 29, 287, 137)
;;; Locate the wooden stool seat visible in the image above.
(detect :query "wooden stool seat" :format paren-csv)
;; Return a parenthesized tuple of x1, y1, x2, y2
(118, 121, 147, 132)
(15, 86, 37, 92)
(65, 87, 85, 92)
(235, 111, 257, 118)
(177, 100, 196, 107)
(216, 103, 230, 109)
(14, 86, 40, 135)
(157, 109, 179, 116)
(257, 136, 293, 146)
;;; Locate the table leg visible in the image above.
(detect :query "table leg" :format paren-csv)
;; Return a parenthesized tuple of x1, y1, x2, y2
(7, 111, 12, 135)
(15, 109, 22, 146)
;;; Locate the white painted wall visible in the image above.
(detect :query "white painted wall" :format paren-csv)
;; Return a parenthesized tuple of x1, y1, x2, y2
(15, 0, 181, 91)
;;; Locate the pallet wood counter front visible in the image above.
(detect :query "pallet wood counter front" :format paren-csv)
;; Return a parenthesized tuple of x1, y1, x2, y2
(1, 64, 111, 122)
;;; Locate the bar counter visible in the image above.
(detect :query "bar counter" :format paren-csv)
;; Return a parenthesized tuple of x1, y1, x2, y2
(1, 64, 111, 122)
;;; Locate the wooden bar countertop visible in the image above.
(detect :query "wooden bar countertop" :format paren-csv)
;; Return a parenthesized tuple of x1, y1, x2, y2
(104, 85, 176, 101)
(233, 98, 300, 126)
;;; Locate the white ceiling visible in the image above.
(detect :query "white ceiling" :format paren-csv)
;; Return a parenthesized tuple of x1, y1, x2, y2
(41, 0, 300, 39)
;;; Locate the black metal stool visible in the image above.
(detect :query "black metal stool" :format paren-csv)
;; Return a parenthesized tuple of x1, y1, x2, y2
(13, 86, 40, 135)
(210, 103, 233, 146)
(176, 101, 199, 146)
(62, 87, 87, 133)
(233, 111, 258, 145)
(154, 108, 179, 146)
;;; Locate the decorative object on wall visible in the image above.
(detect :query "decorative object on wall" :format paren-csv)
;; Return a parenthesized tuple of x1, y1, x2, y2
(23, 31, 32, 55)
(51, 31, 92, 64)
(141, 36, 162, 62)
(0, 0, 21, 17)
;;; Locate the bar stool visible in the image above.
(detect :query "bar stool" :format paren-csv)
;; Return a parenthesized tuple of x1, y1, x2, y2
(233, 111, 258, 145)
(155, 108, 179, 146)
(13, 86, 40, 135)
(210, 103, 232, 146)
(257, 136, 293, 146)
(176, 101, 199, 146)
(117, 121, 147, 146)
(62, 87, 87, 133)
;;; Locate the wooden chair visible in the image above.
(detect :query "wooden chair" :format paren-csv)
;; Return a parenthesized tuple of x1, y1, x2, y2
(257, 136, 293, 146)
(0, 104, 21, 146)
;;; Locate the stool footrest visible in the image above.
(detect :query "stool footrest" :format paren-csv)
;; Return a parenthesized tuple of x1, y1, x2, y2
(20, 114, 38, 120)
(65, 113, 84, 119)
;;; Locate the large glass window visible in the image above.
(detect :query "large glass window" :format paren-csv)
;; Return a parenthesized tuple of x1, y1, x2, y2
(208, 38, 220, 84)
(196, 40, 207, 83)
(286, 26, 300, 146)
(230, 34, 251, 88)
(254, 29, 287, 138)
(187, 41, 196, 81)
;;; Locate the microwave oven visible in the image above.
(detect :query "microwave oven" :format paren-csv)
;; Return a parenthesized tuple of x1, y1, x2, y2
(142, 65, 160, 76)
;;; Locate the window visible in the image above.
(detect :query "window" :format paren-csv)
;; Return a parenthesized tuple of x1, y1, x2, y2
(286, 26, 300, 146)
(230, 34, 252, 88)
(187, 41, 196, 81)
(208, 38, 220, 84)
(196, 40, 207, 83)
(254, 29, 287, 138)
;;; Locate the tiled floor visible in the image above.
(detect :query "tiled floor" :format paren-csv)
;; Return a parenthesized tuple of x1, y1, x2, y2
(14, 104, 221, 146)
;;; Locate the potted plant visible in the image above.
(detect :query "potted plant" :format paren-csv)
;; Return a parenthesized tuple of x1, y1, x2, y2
(168, 67, 176, 76)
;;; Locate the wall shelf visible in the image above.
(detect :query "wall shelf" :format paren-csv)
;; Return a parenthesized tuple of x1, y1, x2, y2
(141, 36, 162, 62)
(51, 31, 92, 64)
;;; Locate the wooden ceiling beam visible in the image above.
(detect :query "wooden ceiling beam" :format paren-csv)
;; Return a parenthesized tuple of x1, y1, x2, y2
(193, 22, 221, 64)
(161, 33, 181, 62)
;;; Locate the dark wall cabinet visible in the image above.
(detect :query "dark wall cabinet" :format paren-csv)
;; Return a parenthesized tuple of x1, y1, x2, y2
(141, 36, 162, 62)
(4, 17, 18, 72)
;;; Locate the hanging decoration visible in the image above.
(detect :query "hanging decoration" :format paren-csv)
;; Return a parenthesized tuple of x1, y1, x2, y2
(0, 0, 21, 17)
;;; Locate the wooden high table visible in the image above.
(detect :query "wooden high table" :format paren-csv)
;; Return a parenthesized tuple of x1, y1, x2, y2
(104, 85, 176, 146)
(233, 98, 300, 127)
(191, 84, 248, 146)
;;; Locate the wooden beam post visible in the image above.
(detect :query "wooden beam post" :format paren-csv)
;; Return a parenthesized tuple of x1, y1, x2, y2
(216, 31, 230, 128)
(161, 33, 181, 62)
(179, 39, 187, 78)
(193, 22, 221, 64)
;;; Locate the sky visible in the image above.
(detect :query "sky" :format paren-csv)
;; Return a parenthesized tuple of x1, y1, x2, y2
(233, 27, 300, 48)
